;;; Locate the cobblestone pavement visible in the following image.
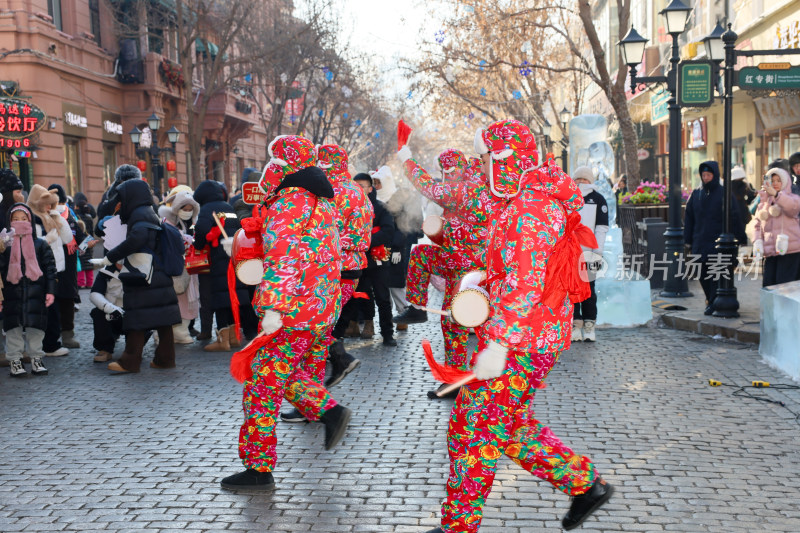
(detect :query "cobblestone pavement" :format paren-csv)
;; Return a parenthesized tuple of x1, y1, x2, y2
(2, 290, 800, 532)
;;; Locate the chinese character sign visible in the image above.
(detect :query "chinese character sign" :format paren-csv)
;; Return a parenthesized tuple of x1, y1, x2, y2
(0, 97, 46, 148)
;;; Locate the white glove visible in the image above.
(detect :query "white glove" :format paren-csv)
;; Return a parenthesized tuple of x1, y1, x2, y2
(260, 310, 283, 335)
(182, 233, 194, 246)
(472, 340, 509, 381)
(103, 302, 124, 315)
(90, 257, 112, 267)
(49, 209, 60, 216)
(391, 252, 401, 264)
(397, 145, 412, 163)
(221, 237, 233, 257)
(763, 183, 777, 197)
(45, 228, 59, 244)
(753, 239, 764, 257)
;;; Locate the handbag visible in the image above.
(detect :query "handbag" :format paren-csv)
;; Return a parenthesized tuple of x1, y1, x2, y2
(173, 268, 190, 294)
(185, 245, 210, 275)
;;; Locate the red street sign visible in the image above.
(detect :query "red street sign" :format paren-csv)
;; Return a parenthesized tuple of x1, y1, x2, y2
(242, 182, 265, 205)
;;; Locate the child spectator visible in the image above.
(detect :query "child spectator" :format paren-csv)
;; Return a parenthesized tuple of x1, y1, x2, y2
(88, 265, 124, 362)
(753, 167, 800, 287)
(0, 204, 57, 377)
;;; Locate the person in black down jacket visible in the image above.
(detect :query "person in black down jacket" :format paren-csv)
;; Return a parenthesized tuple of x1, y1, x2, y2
(684, 160, 747, 315)
(0, 203, 57, 377)
(93, 179, 181, 373)
(192, 180, 251, 351)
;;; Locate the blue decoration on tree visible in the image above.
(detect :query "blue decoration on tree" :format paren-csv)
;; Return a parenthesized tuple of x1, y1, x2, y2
(519, 61, 532, 76)
(407, 90, 413, 99)
(435, 30, 446, 44)
(343, 113, 348, 119)
(374, 132, 380, 139)
(468, 112, 474, 120)
(317, 110, 324, 116)
(480, 88, 487, 97)
(479, 60, 486, 71)
(355, 119, 362, 126)
(513, 90, 522, 99)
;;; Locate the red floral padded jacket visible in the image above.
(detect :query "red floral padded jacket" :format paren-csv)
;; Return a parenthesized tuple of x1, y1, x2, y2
(481, 161, 585, 354)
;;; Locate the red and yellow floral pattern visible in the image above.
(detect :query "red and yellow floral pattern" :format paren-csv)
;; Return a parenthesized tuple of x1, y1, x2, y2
(239, 326, 338, 472)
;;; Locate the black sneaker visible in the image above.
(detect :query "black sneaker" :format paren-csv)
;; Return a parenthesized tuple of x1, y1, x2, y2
(30, 357, 48, 375)
(321, 404, 351, 450)
(392, 306, 428, 324)
(220, 469, 276, 490)
(382, 337, 397, 347)
(562, 477, 614, 530)
(704, 305, 714, 316)
(9, 359, 26, 377)
(325, 341, 361, 388)
(427, 383, 460, 400)
(280, 408, 308, 423)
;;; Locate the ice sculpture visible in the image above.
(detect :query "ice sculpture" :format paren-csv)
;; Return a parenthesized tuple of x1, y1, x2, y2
(568, 114, 652, 327)
(760, 281, 800, 381)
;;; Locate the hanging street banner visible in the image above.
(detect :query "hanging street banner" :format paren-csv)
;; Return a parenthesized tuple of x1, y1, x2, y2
(0, 96, 47, 149)
(651, 89, 670, 125)
(738, 65, 800, 90)
(678, 61, 713, 107)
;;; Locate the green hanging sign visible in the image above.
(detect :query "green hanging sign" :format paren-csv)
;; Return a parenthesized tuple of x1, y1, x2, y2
(738, 66, 800, 90)
(678, 61, 713, 108)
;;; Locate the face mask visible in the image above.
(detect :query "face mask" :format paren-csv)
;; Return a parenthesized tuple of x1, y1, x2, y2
(579, 183, 593, 196)
(56, 205, 66, 213)
(178, 210, 193, 221)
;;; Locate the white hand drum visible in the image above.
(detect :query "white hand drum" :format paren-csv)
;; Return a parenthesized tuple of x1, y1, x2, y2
(422, 214, 445, 247)
(231, 228, 264, 285)
(449, 270, 490, 328)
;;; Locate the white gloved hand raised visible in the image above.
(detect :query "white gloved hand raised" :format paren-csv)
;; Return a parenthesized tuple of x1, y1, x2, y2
(221, 237, 233, 257)
(260, 310, 283, 335)
(391, 251, 401, 264)
(397, 145, 412, 163)
(753, 239, 764, 257)
(472, 340, 509, 381)
(90, 257, 112, 267)
(45, 228, 59, 244)
(0, 227, 15, 245)
(103, 302, 124, 315)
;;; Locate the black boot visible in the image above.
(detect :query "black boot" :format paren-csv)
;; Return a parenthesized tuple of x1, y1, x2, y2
(279, 407, 308, 423)
(382, 336, 397, 347)
(427, 383, 460, 400)
(320, 404, 351, 450)
(325, 340, 361, 388)
(220, 468, 276, 490)
(392, 306, 428, 324)
(561, 477, 613, 530)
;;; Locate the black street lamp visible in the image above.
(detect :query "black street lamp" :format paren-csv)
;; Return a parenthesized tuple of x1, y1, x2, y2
(559, 107, 570, 173)
(130, 115, 181, 199)
(619, 0, 692, 298)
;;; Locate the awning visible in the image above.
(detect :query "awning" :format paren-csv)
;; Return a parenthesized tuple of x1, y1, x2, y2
(195, 38, 219, 57)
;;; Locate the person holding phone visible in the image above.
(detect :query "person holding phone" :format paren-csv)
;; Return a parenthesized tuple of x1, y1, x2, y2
(753, 167, 800, 287)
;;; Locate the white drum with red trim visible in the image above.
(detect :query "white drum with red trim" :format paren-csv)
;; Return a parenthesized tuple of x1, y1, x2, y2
(422, 215, 445, 246)
(231, 229, 264, 285)
(449, 270, 490, 328)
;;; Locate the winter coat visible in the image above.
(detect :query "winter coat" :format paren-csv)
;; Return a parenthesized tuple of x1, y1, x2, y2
(27, 185, 72, 273)
(331, 176, 373, 272)
(482, 161, 585, 354)
(753, 169, 800, 257)
(0, 237, 57, 331)
(252, 167, 341, 329)
(578, 185, 610, 254)
(105, 180, 181, 331)
(192, 180, 249, 311)
(403, 157, 502, 272)
(364, 190, 395, 269)
(74, 193, 97, 270)
(158, 191, 200, 319)
(55, 207, 86, 301)
(89, 267, 124, 309)
(385, 188, 423, 288)
(731, 179, 757, 227)
(684, 161, 747, 260)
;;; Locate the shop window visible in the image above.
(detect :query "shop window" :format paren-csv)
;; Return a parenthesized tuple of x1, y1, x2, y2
(63, 137, 82, 198)
(783, 131, 800, 158)
(767, 134, 781, 164)
(48, 0, 62, 31)
(89, 0, 101, 46)
(103, 144, 117, 188)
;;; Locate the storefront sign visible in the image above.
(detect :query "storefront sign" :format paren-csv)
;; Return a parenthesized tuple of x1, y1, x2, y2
(637, 148, 650, 160)
(738, 66, 800, 90)
(101, 111, 123, 142)
(241, 182, 265, 205)
(678, 61, 713, 107)
(650, 90, 669, 125)
(754, 95, 800, 130)
(62, 102, 88, 137)
(0, 96, 46, 149)
(773, 20, 800, 50)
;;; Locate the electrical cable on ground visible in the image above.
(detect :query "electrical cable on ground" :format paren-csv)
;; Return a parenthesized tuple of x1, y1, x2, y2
(707, 379, 800, 425)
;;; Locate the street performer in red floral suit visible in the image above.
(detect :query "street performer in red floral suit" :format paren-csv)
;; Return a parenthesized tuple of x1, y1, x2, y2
(280, 143, 374, 423)
(424, 120, 614, 532)
(220, 135, 352, 490)
(395, 147, 504, 398)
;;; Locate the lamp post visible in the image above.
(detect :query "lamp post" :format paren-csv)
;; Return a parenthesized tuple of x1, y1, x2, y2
(619, 0, 692, 298)
(130, 113, 181, 199)
(542, 119, 552, 158)
(559, 107, 570, 173)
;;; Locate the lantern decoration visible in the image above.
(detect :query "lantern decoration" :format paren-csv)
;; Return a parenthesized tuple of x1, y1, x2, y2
(166, 160, 177, 172)
(137, 160, 147, 172)
(168, 177, 178, 189)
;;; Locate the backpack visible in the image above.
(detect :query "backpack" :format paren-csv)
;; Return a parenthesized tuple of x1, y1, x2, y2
(137, 220, 185, 277)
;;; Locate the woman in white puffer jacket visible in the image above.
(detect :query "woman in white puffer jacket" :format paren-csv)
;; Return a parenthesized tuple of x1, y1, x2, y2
(753, 167, 800, 287)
